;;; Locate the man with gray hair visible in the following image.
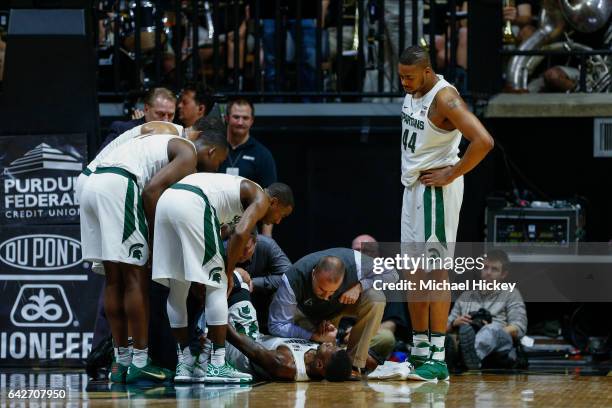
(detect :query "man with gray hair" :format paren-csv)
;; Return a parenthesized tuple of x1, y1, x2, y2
(101, 87, 177, 149)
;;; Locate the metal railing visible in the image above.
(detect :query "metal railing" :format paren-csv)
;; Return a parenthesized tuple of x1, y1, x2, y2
(501, 49, 612, 93)
(92, 0, 465, 101)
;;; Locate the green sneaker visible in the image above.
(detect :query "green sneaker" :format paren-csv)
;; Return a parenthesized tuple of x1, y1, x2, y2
(205, 361, 252, 384)
(406, 359, 450, 381)
(125, 361, 174, 384)
(408, 341, 431, 368)
(108, 361, 128, 384)
(408, 354, 428, 368)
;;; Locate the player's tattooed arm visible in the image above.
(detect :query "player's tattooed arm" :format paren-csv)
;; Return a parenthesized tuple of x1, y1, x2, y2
(438, 87, 494, 179)
(446, 98, 462, 110)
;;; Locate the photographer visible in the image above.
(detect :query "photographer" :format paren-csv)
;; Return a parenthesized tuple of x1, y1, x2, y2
(447, 250, 527, 370)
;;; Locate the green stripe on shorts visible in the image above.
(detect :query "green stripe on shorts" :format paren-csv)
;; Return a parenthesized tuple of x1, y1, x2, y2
(435, 187, 447, 247)
(93, 167, 144, 243)
(170, 183, 224, 266)
(424, 186, 432, 241)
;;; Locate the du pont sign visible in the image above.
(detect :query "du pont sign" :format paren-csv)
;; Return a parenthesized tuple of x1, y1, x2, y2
(0, 134, 87, 225)
(0, 225, 101, 366)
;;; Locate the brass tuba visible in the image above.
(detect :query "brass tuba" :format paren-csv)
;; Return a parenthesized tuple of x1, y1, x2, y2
(558, 0, 612, 33)
(506, 0, 567, 90)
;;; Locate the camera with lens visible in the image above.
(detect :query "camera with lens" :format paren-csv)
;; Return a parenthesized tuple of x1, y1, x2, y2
(468, 308, 492, 332)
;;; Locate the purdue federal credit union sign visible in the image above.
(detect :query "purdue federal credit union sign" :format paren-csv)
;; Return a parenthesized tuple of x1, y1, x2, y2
(0, 134, 86, 225)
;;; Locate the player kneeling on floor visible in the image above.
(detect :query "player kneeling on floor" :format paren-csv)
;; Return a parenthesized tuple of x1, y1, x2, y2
(152, 173, 294, 383)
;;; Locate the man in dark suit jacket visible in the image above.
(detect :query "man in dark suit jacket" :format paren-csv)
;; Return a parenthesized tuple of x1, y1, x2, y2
(100, 87, 177, 149)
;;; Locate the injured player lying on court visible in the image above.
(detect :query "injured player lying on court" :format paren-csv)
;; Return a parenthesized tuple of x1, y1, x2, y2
(220, 270, 354, 382)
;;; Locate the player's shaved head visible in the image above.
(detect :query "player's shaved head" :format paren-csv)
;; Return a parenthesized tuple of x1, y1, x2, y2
(140, 121, 179, 136)
(399, 46, 431, 68)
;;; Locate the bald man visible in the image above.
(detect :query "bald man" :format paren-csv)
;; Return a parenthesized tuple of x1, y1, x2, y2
(268, 248, 398, 377)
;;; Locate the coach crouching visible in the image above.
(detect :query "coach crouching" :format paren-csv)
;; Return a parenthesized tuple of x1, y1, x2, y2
(268, 248, 398, 377)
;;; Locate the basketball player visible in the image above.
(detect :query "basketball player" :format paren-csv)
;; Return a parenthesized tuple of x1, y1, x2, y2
(398, 46, 494, 381)
(75, 121, 183, 201)
(223, 271, 352, 382)
(151, 173, 293, 383)
(79, 129, 228, 384)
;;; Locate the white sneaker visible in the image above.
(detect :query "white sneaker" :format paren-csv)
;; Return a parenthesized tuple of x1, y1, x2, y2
(174, 350, 194, 383)
(192, 353, 208, 383)
(205, 362, 252, 383)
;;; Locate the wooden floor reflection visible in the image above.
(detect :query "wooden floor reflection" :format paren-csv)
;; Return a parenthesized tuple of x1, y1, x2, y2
(2, 372, 612, 407)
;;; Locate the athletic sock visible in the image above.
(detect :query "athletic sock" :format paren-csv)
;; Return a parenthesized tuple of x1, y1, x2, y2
(411, 330, 430, 359)
(430, 332, 446, 361)
(132, 347, 148, 368)
(117, 346, 132, 367)
(210, 343, 225, 367)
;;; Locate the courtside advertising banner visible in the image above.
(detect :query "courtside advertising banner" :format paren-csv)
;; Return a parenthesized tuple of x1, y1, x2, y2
(0, 134, 86, 225)
(0, 225, 101, 367)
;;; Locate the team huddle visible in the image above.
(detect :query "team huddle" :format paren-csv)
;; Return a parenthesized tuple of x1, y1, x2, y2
(78, 46, 493, 384)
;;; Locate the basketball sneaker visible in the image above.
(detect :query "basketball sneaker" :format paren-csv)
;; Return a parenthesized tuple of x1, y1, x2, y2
(108, 360, 128, 384)
(191, 353, 208, 383)
(125, 360, 173, 384)
(205, 361, 252, 383)
(405, 359, 450, 381)
(174, 351, 194, 383)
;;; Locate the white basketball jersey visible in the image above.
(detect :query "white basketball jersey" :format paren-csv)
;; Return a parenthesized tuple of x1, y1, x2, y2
(258, 336, 318, 382)
(179, 173, 261, 227)
(86, 123, 184, 173)
(97, 134, 193, 189)
(401, 76, 462, 187)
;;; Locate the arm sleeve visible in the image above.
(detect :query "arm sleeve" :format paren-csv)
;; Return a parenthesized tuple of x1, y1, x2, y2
(252, 238, 291, 293)
(505, 291, 528, 338)
(447, 299, 463, 328)
(267, 275, 313, 340)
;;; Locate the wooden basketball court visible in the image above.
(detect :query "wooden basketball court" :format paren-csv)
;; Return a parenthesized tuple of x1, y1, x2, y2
(2, 369, 612, 407)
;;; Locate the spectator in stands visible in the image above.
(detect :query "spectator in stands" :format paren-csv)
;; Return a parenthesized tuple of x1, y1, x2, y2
(363, 1, 423, 100)
(177, 82, 215, 131)
(325, 0, 362, 98)
(528, 23, 612, 93)
(503, 0, 537, 44)
(219, 98, 277, 236)
(101, 87, 176, 149)
(224, 227, 292, 333)
(268, 248, 398, 377)
(436, 1, 468, 71)
(261, 1, 319, 94)
(182, 1, 250, 88)
(447, 250, 527, 369)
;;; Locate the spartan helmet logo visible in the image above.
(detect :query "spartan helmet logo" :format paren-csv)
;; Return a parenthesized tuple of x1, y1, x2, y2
(129, 243, 144, 260)
(238, 305, 251, 320)
(427, 247, 442, 259)
(209, 266, 223, 284)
